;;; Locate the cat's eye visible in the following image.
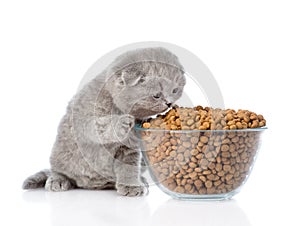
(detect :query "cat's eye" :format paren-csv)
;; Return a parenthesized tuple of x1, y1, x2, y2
(153, 92, 162, 99)
(172, 88, 179, 93)
(139, 74, 147, 83)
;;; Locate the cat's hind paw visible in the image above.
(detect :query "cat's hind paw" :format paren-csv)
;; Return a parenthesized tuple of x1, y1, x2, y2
(45, 174, 74, 192)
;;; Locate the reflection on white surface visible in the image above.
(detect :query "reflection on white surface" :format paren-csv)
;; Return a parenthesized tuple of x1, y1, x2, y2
(23, 189, 150, 226)
(149, 199, 251, 226)
(22, 189, 250, 226)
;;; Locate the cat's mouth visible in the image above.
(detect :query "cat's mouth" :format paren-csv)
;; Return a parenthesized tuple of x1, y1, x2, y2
(130, 105, 169, 119)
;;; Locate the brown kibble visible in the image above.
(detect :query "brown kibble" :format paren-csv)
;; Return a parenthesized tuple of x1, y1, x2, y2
(226, 113, 233, 121)
(194, 167, 201, 172)
(225, 174, 233, 181)
(230, 125, 237, 130)
(196, 153, 203, 160)
(190, 149, 199, 156)
(200, 136, 209, 143)
(164, 141, 171, 147)
(190, 136, 199, 144)
(223, 165, 231, 172)
(143, 122, 151, 128)
(175, 118, 181, 126)
(177, 153, 184, 162)
(183, 142, 191, 148)
(227, 120, 235, 126)
(187, 119, 194, 126)
(194, 179, 203, 189)
(203, 121, 210, 129)
(170, 125, 177, 130)
(214, 180, 222, 186)
(221, 144, 229, 152)
(181, 178, 187, 186)
(251, 120, 259, 128)
(199, 175, 207, 182)
(243, 115, 250, 123)
(141, 105, 266, 196)
(175, 186, 185, 193)
(184, 150, 190, 158)
(189, 172, 197, 179)
(231, 136, 239, 143)
(205, 180, 213, 188)
(215, 163, 222, 171)
(184, 184, 192, 191)
(217, 171, 225, 177)
(203, 170, 211, 175)
(258, 114, 264, 120)
(199, 126, 206, 130)
(221, 151, 230, 158)
(236, 122, 243, 129)
(200, 159, 209, 166)
(259, 121, 265, 127)
(170, 151, 176, 157)
(189, 162, 197, 168)
(207, 174, 215, 181)
(170, 138, 177, 145)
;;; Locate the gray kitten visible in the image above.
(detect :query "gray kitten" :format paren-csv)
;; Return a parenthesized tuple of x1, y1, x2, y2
(23, 47, 186, 196)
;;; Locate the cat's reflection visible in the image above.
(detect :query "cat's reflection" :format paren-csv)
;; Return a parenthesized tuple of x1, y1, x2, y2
(148, 199, 251, 226)
(23, 189, 150, 226)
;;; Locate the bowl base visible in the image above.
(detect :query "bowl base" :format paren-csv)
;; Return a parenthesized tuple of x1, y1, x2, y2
(157, 184, 241, 201)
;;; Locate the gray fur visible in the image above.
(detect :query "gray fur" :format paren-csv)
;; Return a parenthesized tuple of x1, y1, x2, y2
(23, 47, 186, 196)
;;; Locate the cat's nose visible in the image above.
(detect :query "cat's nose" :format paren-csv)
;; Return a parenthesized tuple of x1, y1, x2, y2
(167, 103, 172, 107)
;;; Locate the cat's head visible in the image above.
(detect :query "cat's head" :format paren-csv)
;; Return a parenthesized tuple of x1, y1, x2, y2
(106, 47, 186, 119)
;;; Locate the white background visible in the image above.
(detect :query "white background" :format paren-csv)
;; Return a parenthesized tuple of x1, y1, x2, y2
(0, 1, 299, 226)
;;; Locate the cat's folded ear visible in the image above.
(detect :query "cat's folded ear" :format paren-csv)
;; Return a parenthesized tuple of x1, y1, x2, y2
(120, 71, 145, 86)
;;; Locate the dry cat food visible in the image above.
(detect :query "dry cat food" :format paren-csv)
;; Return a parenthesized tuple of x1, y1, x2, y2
(140, 106, 266, 195)
(142, 105, 266, 130)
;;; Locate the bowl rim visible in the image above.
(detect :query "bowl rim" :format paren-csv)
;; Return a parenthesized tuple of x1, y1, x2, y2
(134, 124, 267, 133)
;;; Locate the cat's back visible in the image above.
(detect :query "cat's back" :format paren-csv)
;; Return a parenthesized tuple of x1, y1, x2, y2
(67, 71, 111, 116)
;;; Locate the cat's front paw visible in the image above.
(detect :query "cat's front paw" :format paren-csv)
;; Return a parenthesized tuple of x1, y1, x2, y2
(116, 183, 148, 197)
(115, 114, 135, 140)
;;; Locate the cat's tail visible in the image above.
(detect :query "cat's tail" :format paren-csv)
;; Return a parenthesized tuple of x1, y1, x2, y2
(22, 169, 51, 189)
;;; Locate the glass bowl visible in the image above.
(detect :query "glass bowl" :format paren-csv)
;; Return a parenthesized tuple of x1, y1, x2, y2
(135, 125, 266, 200)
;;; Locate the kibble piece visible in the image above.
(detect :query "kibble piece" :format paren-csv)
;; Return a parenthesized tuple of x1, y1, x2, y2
(183, 141, 191, 148)
(189, 172, 197, 179)
(200, 159, 209, 166)
(143, 122, 151, 128)
(190, 137, 199, 144)
(194, 179, 203, 189)
(207, 174, 215, 181)
(215, 163, 223, 172)
(221, 144, 229, 152)
(189, 162, 197, 168)
(205, 180, 213, 188)
(225, 174, 233, 181)
(175, 186, 185, 193)
(190, 149, 199, 156)
(200, 136, 209, 143)
(170, 151, 176, 157)
(203, 170, 211, 175)
(202, 122, 210, 129)
(223, 164, 231, 172)
(186, 119, 194, 126)
(177, 153, 184, 162)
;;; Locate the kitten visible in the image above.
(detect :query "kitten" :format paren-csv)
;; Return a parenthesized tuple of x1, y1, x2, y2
(23, 47, 186, 196)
